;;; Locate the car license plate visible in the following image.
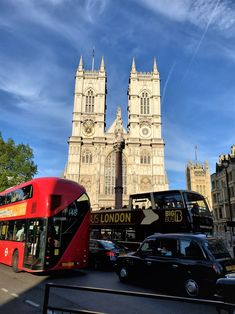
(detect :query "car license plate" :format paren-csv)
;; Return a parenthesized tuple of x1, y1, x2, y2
(225, 264, 235, 272)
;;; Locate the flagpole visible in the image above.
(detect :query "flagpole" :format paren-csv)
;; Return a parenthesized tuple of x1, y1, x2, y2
(91, 47, 95, 71)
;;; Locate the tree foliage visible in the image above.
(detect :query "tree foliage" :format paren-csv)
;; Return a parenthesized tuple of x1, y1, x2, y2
(0, 133, 37, 192)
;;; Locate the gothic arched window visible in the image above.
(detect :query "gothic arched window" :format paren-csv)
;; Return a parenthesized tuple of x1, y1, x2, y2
(140, 91, 150, 114)
(104, 152, 127, 195)
(85, 89, 95, 113)
(140, 151, 151, 164)
(82, 149, 92, 164)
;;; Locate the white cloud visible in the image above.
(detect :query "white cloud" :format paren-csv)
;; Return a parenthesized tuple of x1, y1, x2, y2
(85, 0, 109, 23)
(136, 0, 235, 36)
(0, 0, 89, 49)
(0, 61, 42, 101)
(0, 55, 64, 102)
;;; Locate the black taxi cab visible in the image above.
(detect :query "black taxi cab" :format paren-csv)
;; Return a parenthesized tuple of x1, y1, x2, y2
(115, 233, 235, 297)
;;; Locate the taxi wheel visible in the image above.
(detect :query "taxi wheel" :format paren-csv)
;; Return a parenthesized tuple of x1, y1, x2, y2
(12, 250, 20, 273)
(118, 266, 129, 283)
(184, 278, 199, 297)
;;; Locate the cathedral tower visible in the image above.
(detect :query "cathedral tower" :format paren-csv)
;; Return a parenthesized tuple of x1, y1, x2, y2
(126, 58, 168, 193)
(65, 56, 107, 196)
(64, 57, 168, 209)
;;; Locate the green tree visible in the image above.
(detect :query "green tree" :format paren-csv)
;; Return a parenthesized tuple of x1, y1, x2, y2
(0, 133, 37, 192)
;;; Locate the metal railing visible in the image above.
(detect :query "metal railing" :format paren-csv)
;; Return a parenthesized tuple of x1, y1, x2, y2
(43, 283, 235, 314)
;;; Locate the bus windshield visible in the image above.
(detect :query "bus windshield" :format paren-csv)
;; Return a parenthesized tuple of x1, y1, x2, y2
(183, 192, 210, 216)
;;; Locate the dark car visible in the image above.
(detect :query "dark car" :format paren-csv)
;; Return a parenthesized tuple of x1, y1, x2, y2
(89, 239, 128, 270)
(115, 233, 235, 297)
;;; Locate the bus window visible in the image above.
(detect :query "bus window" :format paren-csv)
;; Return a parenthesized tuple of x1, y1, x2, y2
(132, 198, 151, 210)
(154, 191, 183, 209)
(0, 195, 5, 205)
(11, 191, 21, 203)
(7, 221, 15, 240)
(22, 185, 32, 200)
(183, 192, 210, 215)
(126, 229, 136, 241)
(49, 222, 61, 248)
(24, 219, 47, 268)
(0, 222, 8, 240)
(5, 193, 11, 204)
(15, 222, 25, 241)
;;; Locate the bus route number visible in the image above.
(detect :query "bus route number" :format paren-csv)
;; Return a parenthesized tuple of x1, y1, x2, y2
(68, 208, 78, 217)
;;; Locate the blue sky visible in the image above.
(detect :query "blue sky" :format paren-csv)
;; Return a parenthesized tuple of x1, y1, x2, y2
(0, 0, 235, 189)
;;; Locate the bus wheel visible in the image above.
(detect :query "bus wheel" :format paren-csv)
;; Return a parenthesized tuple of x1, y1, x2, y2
(12, 250, 20, 273)
(118, 266, 129, 283)
(184, 278, 199, 297)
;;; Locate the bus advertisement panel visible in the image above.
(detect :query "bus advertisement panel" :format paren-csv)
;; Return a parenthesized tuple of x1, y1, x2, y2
(0, 177, 91, 272)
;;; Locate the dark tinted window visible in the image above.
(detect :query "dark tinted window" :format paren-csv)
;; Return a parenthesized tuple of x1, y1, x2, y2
(0, 195, 5, 205)
(155, 238, 178, 257)
(139, 240, 155, 255)
(154, 191, 183, 209)
(0, 222, 8, 240)
(180, 239, 205, 260)
(0, 185, 32, 206)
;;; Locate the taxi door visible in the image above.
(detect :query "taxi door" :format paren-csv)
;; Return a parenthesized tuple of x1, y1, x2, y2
(142, 238, 179, 289)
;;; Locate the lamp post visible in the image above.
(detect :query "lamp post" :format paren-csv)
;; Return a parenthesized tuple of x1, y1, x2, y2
(221, 155, 234, 255)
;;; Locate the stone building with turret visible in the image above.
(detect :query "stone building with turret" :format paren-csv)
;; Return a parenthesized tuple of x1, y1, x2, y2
(211, 145, 235, 253)
(186, 161, 212, 208)
(63, 57, 168, 209)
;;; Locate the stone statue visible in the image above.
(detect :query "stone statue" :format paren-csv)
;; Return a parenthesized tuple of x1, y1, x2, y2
(114, 107, 124, 142)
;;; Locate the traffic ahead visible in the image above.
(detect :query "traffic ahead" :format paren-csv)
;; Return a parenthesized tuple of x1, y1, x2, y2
(115, 233, 235, 297)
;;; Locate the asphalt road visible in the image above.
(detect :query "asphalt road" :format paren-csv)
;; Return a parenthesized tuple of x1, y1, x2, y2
(0, 264, 228, 314)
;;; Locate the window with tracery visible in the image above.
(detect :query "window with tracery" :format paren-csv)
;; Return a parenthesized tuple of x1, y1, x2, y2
(140, 91, 150, 114)
(140, 151, 151, 164)
(85, 89, 95, 113)
(82, 150, 92, 164)
(104, 152, 127, 195)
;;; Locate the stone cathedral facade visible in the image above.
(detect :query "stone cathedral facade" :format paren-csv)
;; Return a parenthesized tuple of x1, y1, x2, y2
(63, 57, 168, 210)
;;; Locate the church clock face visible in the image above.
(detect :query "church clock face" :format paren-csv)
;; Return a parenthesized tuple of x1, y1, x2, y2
(140, 126, 151, 138)
(83, 119, 95, 136)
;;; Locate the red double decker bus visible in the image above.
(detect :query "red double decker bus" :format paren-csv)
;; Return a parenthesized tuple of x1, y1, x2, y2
(0, 177, 90, 272)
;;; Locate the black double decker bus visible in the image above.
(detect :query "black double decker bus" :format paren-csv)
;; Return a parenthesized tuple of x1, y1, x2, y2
(90, 190, 213, 250)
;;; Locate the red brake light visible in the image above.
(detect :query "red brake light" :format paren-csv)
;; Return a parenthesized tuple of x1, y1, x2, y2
(106, 251, 115, 257)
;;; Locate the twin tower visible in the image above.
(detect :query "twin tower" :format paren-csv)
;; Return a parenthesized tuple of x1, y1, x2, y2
(64, 56, 168, 209)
